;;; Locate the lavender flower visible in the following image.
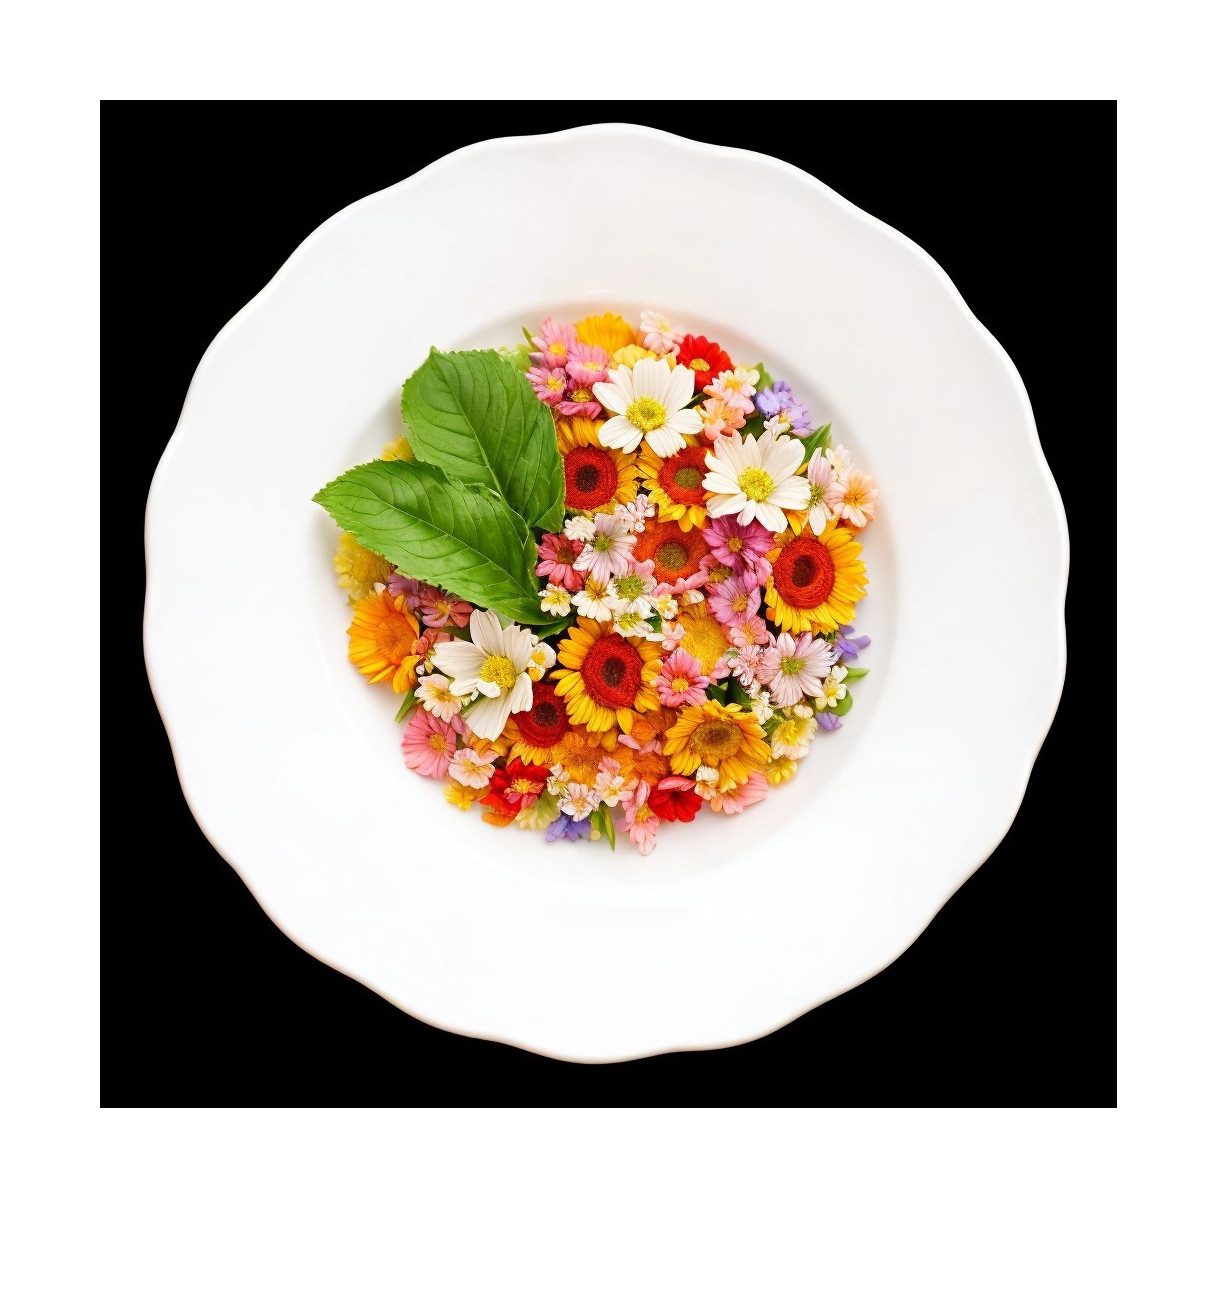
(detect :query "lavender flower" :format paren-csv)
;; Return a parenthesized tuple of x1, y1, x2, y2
(754, 380, 813, 437)
(546, 814, 592, 843)
(834, 625, 871, 663)
(816, 712, 843, 732)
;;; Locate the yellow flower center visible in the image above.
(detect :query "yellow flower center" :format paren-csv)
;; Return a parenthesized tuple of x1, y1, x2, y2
(807, 483, 824, 507)
(636, 803, 654, 823)
(571, 388, 593, 402)
(737, 468, 775, 502)
(480, 655, 518, 690)
(546, 376, 565, 392)
(428, 733, 448, 754)
(671, 676, 689, 693)
(593, 533, 616, 554)
(680, 612, 730, 674)
(690, 357, 710, 372)
(626, 396, 667, 432)
(732, 594, 749, 612)
(727, 535, 743, 552)
(550, 342, 567, 357)
(780, 655, 805, 676)
(615, 574, 645, 600)
(772, 720, 802, 748)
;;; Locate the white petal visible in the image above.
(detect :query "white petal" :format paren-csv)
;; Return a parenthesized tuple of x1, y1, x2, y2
(604, 365, 635, 399)
(769, 438, 806, 481)
(502, 625, 536, 668)
(736, 500, 758, 526)
(464, 692, 512, 742)
(707, 490, 749, 517)
(475, 679, 503, 698)
(702, 469, 742, 495)
(753, 501, 787, 531)
(432, 640, 484, 679)
(644, 424, 687, 457)
(662, 364, 696, 411)
(667, 407, 703, 434)
(714, 434, 748, 475)
(770, 475, 812, 510)
(508, 677, 534, 715)
(599, 414, 642, 452)
(468, 608, 502, 654)
(593, 381, 632, 414)
(631, 356, 668, 398)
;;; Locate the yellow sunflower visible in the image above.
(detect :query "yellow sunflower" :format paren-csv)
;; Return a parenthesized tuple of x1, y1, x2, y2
(556, 416, 639, 515)
(499, 683, 570, 766)
(638, 440, 711, 530)
(576, 312, 637, 355)
(333, 532, 392, 601)
(549, 727, 612, 785)
(552, 618, 663, 735)
(347, 589, 420, 694)
(765, 525, 868, 635)
(676, 601, 731, 677)
(663, 701, 771, 790)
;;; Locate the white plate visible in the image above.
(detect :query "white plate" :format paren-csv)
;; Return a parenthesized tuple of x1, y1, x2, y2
(145, 125, 1067, 1063)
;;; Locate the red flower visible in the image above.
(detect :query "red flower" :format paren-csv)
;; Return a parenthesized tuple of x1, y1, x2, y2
(649, 776, 703, 823)
(676, 334, 733, 393)
(481, 759, 551, 817)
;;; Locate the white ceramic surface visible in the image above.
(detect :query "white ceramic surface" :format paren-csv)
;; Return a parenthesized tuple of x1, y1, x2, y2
(144, 125, 1067, 1063)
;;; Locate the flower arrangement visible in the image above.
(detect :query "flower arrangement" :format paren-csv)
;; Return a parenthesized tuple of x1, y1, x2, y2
(314, 311, 877, 855)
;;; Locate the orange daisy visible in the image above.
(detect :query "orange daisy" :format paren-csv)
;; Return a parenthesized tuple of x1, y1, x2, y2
(631, 519, 708, 588)
(637, 440, 712, 530)
(347, 589, 421, 694)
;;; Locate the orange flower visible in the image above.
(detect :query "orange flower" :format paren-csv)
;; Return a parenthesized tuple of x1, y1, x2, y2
(347, 589, 420, 695)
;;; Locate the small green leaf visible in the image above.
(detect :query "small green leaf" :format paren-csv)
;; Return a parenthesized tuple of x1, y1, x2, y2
(401, 348, 565, 532)
(753, 362, 775, 392)
(726, 677, 751, 707)
(499, 343, 532, 373)
(805, 422, 833, 456)
(314, 460, 550, 628)
(829, 690, 853, 716)
(705, 683, 730, 705)
(843, 665, 869, 680)
(592, 802, 617, 851)
(394, 688, 418, 723)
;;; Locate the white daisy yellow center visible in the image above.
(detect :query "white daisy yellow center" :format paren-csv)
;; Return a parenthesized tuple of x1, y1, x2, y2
(626, 396, 667, 432)
(737, 468, 775, 502)
(480, 655, 518, 690)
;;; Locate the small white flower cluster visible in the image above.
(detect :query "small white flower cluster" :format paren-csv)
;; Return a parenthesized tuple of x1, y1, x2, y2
(537, 494, 677, 638)
(546, 757, 633, 820)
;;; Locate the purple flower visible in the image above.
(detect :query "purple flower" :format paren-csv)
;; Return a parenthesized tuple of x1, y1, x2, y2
(755, 380, 812, 437)
(834, 625, 871, 663)
(816, 712, 843, 732)
(546, 814, 592, 843)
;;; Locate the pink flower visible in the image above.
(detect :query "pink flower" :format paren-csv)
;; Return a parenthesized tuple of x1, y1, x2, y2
(413, 628, 453, 664)
(555, 392, 602, 419)
(401, 709, 462, 779)
(704, 369, 758, 416)
(702, 513, 775, 572)
(448, 746, 498, 789)
(623, 781, 661, 856)
(837, 469, 879, 529)
(566, 343, 611, 388)
(386, 572, 422, 608)
(729, 614, 771, 648)
(536, 532, 586, 592)
(526, 363, 568, 408)
(574, 512, 636, 586)
(707, 574, 762, 628)
(419, 586, 473, 630)
(655, 647, 711, 708)
(529, 316, 578, 368)
(758, 632, 838, 707)
(805, 449, 844, 536)
(704, 770, 769, 815)
(727, 643, 769, 688)
(698, 397, 747, 440)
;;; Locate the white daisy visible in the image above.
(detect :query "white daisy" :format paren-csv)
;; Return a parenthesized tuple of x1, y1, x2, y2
(593, 357, 703, 457)
(703, 430, 811, 532)
(559, 782, 596, 821)
(539, 584, 572, 617)
(770, 704, 818, 760)
(814, 666, 849, 712)
(430, 609, 536, 741)
(573, 576, 615, 621)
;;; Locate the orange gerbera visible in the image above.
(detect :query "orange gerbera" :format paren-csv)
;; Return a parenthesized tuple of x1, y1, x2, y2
(637, 440, 711, 530)
(347, 589, 421, 694)
(552, 617, 663, 735)
(765, 525, 868, 635)
(556, 416, 638, 514)
(575, 312, 637, 355)
(549, 727, 610, 785)
(631, 519, 708, 587)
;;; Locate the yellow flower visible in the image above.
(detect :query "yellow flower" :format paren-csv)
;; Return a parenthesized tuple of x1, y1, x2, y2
(556, 416, 638, 515)
(347, 589, 421, 695)
(663, 700, 771, 790)
(576, 312, 637, 355)
(549, 728, 609, 784)
(764, 757, 799, 786)
(677, 601, 731, 677)
(444, 781, 487, 810)
(552, 618, 663, 735)
(333, 532, 392, 601)
(637, 440, 711, 530)
(381, 435, 414, 461)
(612, 344, 677, 369)
(765, 525, 868, 635)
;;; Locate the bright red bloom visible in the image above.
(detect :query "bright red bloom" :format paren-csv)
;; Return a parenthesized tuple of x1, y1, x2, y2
(480, 759, 551, 817)
(648, 776, 703, 823)
(676, 334, 733, 393)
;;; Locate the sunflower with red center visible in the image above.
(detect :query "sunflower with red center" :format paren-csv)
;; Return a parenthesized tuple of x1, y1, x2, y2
(552, 618, 663, 735)
(637, 440, 711, 530)
(480, 759, 551, 821)
(631, 519, 708, 587)
(765, 524, 868, 635)
(556, 416, 639, 514)
(500, 682, 569, 766)
(676, 334, 733, 393)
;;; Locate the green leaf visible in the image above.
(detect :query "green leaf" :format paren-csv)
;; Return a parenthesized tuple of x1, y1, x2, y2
(401, 348, 565, 532)
(804, 422, 833, 456)
(829, 690, 853, 716)
(499, 343, 532, 373)
(705, 683, 730, 705)
(314, 459, 551, 628)
(591, 802, 617, 851)
(843, 665, 869, 680)
(394, 688, 418, 723)
(726, 676, 752, 707)
(753, 361, 775, 392)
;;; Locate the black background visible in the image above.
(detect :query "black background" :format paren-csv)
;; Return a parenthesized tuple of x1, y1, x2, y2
(107, 104, 1111, 1106)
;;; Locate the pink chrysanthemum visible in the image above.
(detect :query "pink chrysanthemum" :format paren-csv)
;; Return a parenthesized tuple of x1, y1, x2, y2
(526, 363, 568, 408)
(566, 342, 611, 388)
(536, 532, 586, 592)
(702, 770, 769, 814)
(529, 316, 578, 368)
(758, 632, 837, 707)
(698, 397, 747, 440)
(574, 512, 637, 586)
(727, 643, 769, 688)
(418, 586, 473, 630)
(386, 572, 422, 608)
(623, 780, 661, 856)
(654, 647, 711, 708)
(702, 513, 775, 572)
(401, 709, 463, 779)
(706, 574, 762, 628)
(804, 449, 844, 537)
(729, 614, 772, 648)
